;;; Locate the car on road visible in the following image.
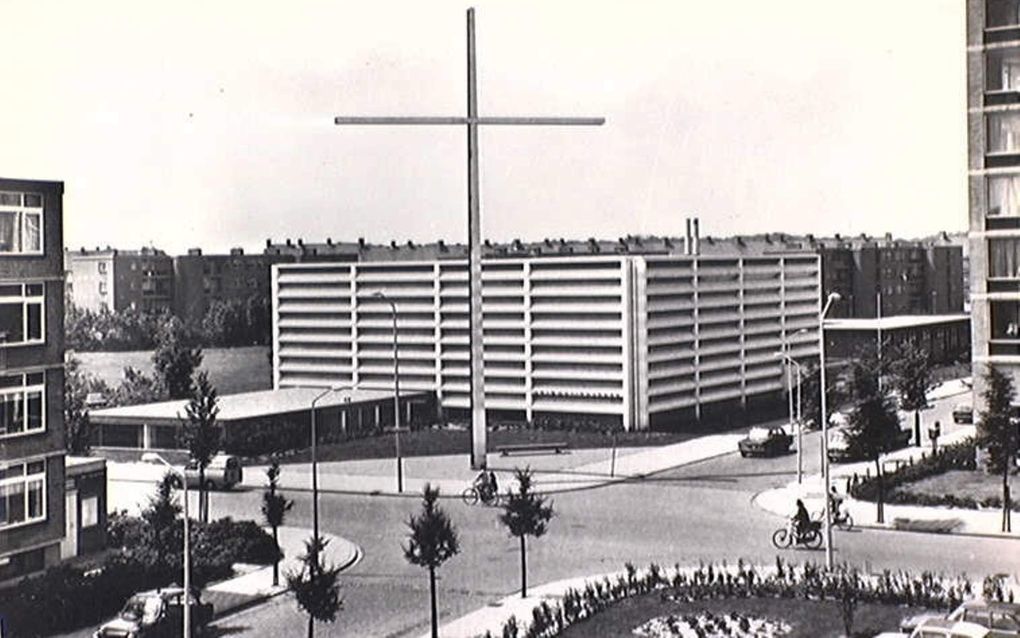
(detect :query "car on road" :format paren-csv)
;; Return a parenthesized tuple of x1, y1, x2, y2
(738, 425, 793, 457)
(93, 586, 213, 637)
(141, 453, 243, 491)
(827, 424, 912, 463)
(953, 402, 974, 424)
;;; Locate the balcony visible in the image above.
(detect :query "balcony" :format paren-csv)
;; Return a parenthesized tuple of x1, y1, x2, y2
(987, 0, 1020, 43)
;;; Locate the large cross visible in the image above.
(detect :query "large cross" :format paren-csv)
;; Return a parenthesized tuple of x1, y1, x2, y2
(335, 7, 604, 469)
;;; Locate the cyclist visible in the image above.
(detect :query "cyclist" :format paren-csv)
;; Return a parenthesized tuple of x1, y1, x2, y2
(473, 470, 493, 502)
(792, 499, 811, 541)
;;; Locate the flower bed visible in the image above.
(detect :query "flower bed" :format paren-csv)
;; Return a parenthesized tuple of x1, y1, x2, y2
(485, 559, 978, 638)
(634, 610, 790, 637)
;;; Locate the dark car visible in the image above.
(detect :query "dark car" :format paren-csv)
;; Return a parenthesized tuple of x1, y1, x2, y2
(93, 586, 214, 637)
(738, 425, 793, 458)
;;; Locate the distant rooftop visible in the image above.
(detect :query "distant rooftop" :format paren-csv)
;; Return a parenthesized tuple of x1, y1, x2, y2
(90, 386, 418, 426)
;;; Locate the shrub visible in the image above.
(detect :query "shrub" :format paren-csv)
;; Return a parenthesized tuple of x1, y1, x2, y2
(199, 517, 281, 565)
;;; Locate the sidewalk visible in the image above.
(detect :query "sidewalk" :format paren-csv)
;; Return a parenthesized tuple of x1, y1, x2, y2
(204, 525, 361, 618)
(239, 433, 745, 498)
(753, 425, 1019, 538)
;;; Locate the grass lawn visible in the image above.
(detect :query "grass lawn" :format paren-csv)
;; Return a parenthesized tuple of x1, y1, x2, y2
(74, 346, 271, 396)
(894, 469, 1008, 504)
(559, 593, 929, 638)
(281, 426, 720, 464)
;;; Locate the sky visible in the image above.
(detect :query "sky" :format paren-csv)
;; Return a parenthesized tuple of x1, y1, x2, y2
(0, 0, 966, 255)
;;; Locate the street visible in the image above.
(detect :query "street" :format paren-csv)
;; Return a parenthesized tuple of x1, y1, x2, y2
(198, 396, 1013, 637)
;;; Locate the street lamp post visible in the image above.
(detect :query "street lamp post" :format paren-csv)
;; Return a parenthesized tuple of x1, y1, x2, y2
(819, 292, 841, 570)
(142, 453, 191, 638)
(373, 291, 403, 493)
(775, 349, 804, 484)
(309, 386, 352, 569)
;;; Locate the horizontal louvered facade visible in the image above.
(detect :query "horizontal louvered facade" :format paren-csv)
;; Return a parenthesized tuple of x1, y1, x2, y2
(272, 252, 820, 431)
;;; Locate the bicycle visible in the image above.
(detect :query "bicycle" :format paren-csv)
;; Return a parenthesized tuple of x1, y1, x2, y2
(812, 507, 854, 531)
(462, 485, 503, 507)
(772, 520, 822, 550)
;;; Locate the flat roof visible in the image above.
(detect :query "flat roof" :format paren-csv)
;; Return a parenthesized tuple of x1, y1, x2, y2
(824, 313, 970, 331)
(90, 386, 416, 425)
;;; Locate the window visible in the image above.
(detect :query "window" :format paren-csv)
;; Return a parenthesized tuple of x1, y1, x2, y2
(0, 372, 45, 437)
(989, 175, 1020, 216)
(97, 261, 107, 274)
(988, 48, 1020, 92)
(98, 281, 107, 295)
(989, 113, 1020, 154)
(0, 459, 46, 529)
(0, 192, 42, 254)
(989, 0, 1020, 27)
(0, 283, 44, 346)
(81, 495, 99, 527)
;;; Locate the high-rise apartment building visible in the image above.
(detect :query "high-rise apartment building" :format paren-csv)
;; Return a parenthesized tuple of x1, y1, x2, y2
(172, 248, 294, 325)
(0, 178, 67, 581)
(967, 0, 1020, 405)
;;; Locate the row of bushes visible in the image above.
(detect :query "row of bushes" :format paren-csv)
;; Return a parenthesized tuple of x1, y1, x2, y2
(849, 438, 1020, 511)
(487, 558, 981, 638)
(1, 516, 278, 637)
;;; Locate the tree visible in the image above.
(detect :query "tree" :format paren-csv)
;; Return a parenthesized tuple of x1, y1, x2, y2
(287, 535, 342, 638)
(404, 484, 460, 638)
(110, 366, 165, 406)
(978, 365, 1018, 533)
(141, 473, 182, 575)
(261, 459, 293, 586)
(842, 351, 902, 523)
(64, 357, 94, 455)
(889, 338, 937, 446)
(179, 371, 221, 523)
(499, 468, 554, 598)
(152, 314, 203, 399)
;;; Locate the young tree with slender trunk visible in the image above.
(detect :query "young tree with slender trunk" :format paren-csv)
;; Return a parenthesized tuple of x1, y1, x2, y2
(889, 338, 937, 446)
(287, 535, 342, 638)
(153, 313, 203, 400)
(404, 484, 459, 638)
(64, 357, 93, 455)
(180, 371, 221, 523)
(261, 459, 293, 586)
(842, 349, 902, 523)
(978, 365, 1018, 532)
(499, 467, 554, 598)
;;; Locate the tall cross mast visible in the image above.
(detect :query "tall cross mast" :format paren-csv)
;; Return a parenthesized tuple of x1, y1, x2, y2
(335, 8, 604, 469)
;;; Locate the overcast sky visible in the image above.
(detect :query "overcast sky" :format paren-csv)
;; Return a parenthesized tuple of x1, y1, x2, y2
(1, 0, 965, 255)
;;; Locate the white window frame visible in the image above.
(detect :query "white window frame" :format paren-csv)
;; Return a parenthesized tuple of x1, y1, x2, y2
(81, 495, 99, 528)
(0, 283, 45, 347)
(0, 192, 43, 256)
(0, 372, 46, 438)
(0, 459, 47, 530)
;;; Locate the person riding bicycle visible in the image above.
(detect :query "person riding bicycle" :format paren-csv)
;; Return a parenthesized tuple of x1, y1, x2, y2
(474, 470, 494, 502)
(792, 499, 811, 540)
(828, 486, 845, 522)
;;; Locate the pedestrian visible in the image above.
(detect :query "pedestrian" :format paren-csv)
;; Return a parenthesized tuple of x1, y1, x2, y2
(928, 421, 941, 454)
(488, 470, 498, 496)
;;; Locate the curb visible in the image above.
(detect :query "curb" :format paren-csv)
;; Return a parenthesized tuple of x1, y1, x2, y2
(211, 539, 363, 622)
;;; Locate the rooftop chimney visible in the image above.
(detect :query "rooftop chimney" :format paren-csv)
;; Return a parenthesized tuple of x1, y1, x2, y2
(692, 217, 701, 255)
(685, 218, 692, 255)
(188, 248, 202, 256)
(230, 247, 244, 256)
(265, 238, 272, 248)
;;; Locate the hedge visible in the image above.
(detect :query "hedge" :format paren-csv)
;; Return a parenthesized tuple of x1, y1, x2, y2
(0, 516, 279, 637)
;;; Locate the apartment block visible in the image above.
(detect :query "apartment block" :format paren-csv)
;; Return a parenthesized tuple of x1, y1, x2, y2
(272, 247, 820, 431)
(0, 178, 67, 581)
(65, 247, 173, 313)
(173, 248, 294, 325)
(967, 0, 1020, 403)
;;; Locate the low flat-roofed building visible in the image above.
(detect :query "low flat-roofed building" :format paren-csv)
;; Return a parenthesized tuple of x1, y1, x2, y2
(90, 386, 436, 457)
(824, 314, 971, 366)
(63, 456, 107, 559)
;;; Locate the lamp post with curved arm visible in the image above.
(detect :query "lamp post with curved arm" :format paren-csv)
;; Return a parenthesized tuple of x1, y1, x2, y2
(309, 385, 353, 568)
(141, 452, 191, 638)
(819, 292, 841, 569)
(373, 291, 403, 493)
(775, 350, 804, 484)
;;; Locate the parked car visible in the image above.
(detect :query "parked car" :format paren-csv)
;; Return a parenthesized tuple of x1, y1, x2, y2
(93, 586, 213, 637)
(738, 425, 793, 457)
(908, 618, 990, 638)
(903, 601, 1020, 637)
(953, 403, 974, 424)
